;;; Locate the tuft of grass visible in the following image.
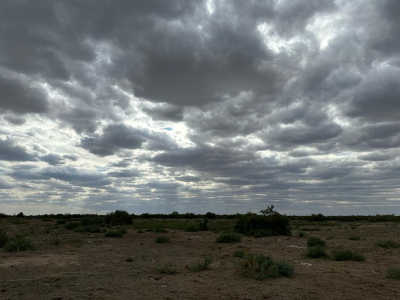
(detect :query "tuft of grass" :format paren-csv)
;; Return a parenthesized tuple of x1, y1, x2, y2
(307, 237, 326, 248)
(188, 257, 212, 272)
(53, 237, 62, 247)
(302, 228, 321, 231)
(375, 240, 400, 249)
(156, 263, 176, 275)
(233, 249, 246, 258)
(4, 235, 35, 252)
(126, 257, 133, 262)
(0, 228, 11, 248)
(349, 236, 360, 241)
(332, 250, 365, 261)
(70, 237, 83, 248)
(298, 232, 306, 237)
(305, 246, 329, 259)
(155, 236, 171, 243)
(216, 232, 242, 243)
(238, 252, 294, 280)
(387, 267, 400, 280)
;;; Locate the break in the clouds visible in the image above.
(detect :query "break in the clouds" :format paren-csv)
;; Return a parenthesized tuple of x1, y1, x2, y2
(1, 0, 400, 215)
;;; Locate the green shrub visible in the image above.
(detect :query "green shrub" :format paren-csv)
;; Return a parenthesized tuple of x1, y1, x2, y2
(199, 219, 209, 231)
(105, 210, 132, 225)
(188, 257, 212, 272)
(375, 240, 400, 249)
(137, 229, 144, 233)
(105, 230, 123, 237)
(233, 249, 246, 258)
(247, 229, 272, 238)
(298, 232, 306, 237)
(302, 228, 320, 231)
(75, 226, 102, 233)
(56, 220, 66, 225)
(349, 236, 360, 241)
(185, 224, 199, 232)
(235, 209, 290, 237)
(4, 236, 35, 252)
(157, 263, 176, 275)
(305, 246, 329, 258)
(126, 257, 133, 262)
(332, 250, 365, 261)
(216, 232, 242, 243)
(238, 252, 294, 280)
(0, 228, 11, 247)
(65, 221, 80, 230)
(70, 237, 83, 248)
(307, 237, 326, 248)
(387, 267, 400, 280)
(155, 236, 170, 243)
(154, 228, 168, 233)
(53, 237, 61, 246)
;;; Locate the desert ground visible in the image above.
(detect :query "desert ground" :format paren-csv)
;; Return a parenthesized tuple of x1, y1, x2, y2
(1, 217, 399, 300)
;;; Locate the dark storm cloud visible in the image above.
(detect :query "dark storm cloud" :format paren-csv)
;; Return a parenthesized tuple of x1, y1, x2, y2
(2, 0, 400, 214)
(0, 138, 36, 162)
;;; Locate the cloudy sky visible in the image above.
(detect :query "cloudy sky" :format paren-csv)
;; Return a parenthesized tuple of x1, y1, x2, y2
(1, 0, 400, 215)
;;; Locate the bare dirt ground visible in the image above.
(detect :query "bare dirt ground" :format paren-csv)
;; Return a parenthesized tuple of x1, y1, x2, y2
(1, 219, 399, 300)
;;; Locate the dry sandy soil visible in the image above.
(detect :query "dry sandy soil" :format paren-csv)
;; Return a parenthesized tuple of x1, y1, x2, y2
(1, 219, 399, 300)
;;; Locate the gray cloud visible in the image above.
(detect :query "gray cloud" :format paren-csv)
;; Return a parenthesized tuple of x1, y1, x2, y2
(0, 138, 36, 162)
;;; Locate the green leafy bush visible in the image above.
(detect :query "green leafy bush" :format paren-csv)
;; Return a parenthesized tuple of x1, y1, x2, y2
(238, 252, 294, 280)
(387, 267, 400, 280)
(235, 207, 290, 237)
(105, 210, 132, 225)
(375, 240, 400, 249)
(305, 246, 329, 258)
(307, 237, 326, 248)
(332, 250, 365, 261)
(188, 257, 212, 272)
(155, 236, 171, 243)
(157, 263, 176, 274)
(349, 236, 360, 241)
(4, 235, 35, 252)
(216, 232, 242, 243)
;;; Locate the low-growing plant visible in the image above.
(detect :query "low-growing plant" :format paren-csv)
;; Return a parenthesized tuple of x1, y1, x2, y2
(216, 232, 242, 243)
(188, 257, 212, 272)
(233, 249, 246, 258)
(71, 237, 83, 248)
(332, 250, 365, 261)
(137, 229, 144, 233)
(65, 221, 80, 230)
(155, 236, 170, 243)
(0, 228, 11, 247)
(349, 235, 360, 241)
(198, 219, 209, 231)
(387, 267, 400, 280)
(126, 257, 133, 262)
(302, 228, 321, 232)
(105, 230, 123, 237)
(154, 228, 168, 233)
(305, 246, 329, 259)
(375, 240, 400, 249)
(53, 237, 61, 247)
(307, 237, 326, 248)
(185, 224, 199, 232)
(238, 252, 294, 280)
(157, 263, 176, 275)
(4, 235, 35, 252)
(56, 220, 66, 225)
(298, 232, 306, 237)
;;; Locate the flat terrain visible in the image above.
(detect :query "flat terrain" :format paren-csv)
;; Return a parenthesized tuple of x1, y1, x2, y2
(1, 218, 399, 299)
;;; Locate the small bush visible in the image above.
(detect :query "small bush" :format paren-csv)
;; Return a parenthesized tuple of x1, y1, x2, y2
(53, 237, 61, 246)
(375, 240, 400, 249)
(238, 252, 294, 280)
(105, 210, 132, 225)
(126, 257, 133, 262)
(154, 228, 168, 233)
(56, 219, 66, 225)
(302, 228, 320, 232)
(188, 257, 212, 272)
(305, 246, 329, 258)
(185, 224, 199, 232)
(0, 228, 11, 247)
(298, 232, 306, 237)
(307, 237, 326, 248)
(155, 236, 170, 243)
(199, 219, 209, 231)
(216, 232, 242, 243)
(105, 230, 123, 238)
(157, 263, 176, 275)
(332, 250, 365, 262)
(233, 249, 246, 258)
(137, 229, 144, 233)
(349, 236, 360, 241)
(248, 229, 272, 238)
(387, 267, 400, 280)
(4, 236, 35, 252)
(65, 221, 80, 230)
(75, 226, 102, 233)
(70, 237, 83, 248)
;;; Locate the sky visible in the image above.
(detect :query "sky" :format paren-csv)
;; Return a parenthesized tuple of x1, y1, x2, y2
(1, 0, 400, 216)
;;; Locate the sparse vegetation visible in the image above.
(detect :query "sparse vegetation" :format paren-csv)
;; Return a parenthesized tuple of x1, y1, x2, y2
(349, 235, 361, 241)
(216, 232, 242, 243)
(126, 257, 133, 262)
(387, 267, 400, 280)
(307, 237, 326, 248)
(233, 249, 246, 258)
(0, 228, 11, 247)
(4, 235, 35, 252)
(298, 232, 306, 237)
(237, 252, 294, 280)
(156, 263, 176, 274)
(188, 257, 212, 272)
(105, 229, 125, 237)
(155, 236, 171, 243)
(332, 250, 365, 261)
(305, 246, 329, 259)
(375, 240, 400, 249)
(302, 228, 321, 231)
